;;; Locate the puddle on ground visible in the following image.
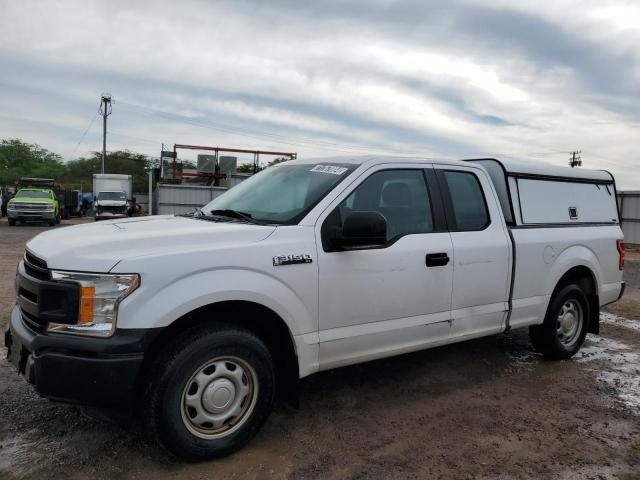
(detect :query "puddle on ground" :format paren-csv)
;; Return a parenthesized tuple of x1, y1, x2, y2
(600, 311, 640, 332)
(0, 430, 60, 477)
(505, 313, 640, 414)
(577, 314, 640, 413)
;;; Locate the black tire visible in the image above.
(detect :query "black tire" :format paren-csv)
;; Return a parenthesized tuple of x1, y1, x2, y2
(55, 211, 61, 224)
(145, 326, 275, 461)
(529, 283, 589, 359)
(8, 219, 15, 226)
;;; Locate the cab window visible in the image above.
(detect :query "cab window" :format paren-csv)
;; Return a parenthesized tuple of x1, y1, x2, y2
(443, 171, 489, 231)
(326, 169, 434, 245)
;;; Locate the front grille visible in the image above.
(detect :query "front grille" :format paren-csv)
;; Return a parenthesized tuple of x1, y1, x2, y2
(18, 287, 37, 304)
(20, 308, 46, 331)
(99, 205, 126, 213)
(17, 253, 79, 328)
(11, 202, 48, 210)
(24, 251, 49, 280)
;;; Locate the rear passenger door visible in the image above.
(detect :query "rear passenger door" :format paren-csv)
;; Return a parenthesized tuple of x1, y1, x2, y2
(434, 165, 512, 338)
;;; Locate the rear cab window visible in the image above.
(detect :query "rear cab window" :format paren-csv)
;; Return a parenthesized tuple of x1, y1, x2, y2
(442, 170, 490, 231)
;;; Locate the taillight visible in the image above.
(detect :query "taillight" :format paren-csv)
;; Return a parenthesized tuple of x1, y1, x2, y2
(617, 240, 625, 270)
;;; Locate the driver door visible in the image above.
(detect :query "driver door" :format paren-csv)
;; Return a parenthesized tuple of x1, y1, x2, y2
(315, 165, 453, 370)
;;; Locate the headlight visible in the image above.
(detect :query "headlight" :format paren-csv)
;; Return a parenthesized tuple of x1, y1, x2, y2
(8, 203, 17, 210)
(44, 205, 54, 211)
(48, 271, 140, 337)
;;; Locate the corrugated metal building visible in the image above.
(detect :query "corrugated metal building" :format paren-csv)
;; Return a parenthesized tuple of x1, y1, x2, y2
(134, 193, 149, 214)
(150, 174, 251, 216)
(618, 191, 640, 245)
(153, 184, 227, 215)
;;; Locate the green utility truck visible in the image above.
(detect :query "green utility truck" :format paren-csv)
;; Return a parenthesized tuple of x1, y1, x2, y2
(7, 178, 60, 226)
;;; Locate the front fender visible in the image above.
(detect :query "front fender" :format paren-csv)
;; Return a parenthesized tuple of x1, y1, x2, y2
(117, 268, 315, 337)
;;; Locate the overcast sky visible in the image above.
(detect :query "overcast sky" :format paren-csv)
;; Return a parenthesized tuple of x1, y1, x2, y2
(0, 0, 638, 187)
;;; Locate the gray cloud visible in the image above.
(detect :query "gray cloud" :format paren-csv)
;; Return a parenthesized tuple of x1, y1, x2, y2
(0, 0, 638, 187)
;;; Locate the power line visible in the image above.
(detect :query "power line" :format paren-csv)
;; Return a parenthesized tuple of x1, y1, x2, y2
(108, 130, 164, 146)
(116, 100, 427, 156)
(70, 112, 99, 158)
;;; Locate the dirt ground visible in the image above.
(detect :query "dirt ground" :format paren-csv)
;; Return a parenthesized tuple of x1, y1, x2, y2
(1, 219, 639, 479)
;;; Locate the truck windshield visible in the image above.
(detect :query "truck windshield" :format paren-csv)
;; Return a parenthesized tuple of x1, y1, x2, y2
(98, 192, 127, 201)
(15, 190, 51, 199)
(201, 162, 355, 224)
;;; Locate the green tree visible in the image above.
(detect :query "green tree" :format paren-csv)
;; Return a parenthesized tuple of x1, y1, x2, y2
(0, 139, 65, 185)
(267, 157, 290, 166)
(235, 157, 290, 174)
(236, 162, 259, 174)
(63, 150, 154, 192)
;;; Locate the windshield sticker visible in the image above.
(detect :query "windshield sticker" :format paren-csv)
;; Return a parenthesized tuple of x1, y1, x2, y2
(310, 165, 348, 175)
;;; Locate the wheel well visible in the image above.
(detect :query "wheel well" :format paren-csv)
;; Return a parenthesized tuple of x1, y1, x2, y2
(555, 266, 600, 334)
(137, 301, 299, 405)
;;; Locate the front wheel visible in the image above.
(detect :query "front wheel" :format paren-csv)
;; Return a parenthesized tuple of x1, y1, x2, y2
(8, 219, 15, 226)
(529, 284, 589, 359)
(146, 326, 275, 461)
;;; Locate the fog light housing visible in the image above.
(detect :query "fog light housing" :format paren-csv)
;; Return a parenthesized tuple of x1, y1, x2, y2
(48, 271, 140, 337)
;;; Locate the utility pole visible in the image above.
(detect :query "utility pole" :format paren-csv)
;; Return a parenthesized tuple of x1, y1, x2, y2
(99, 93, 113, 174)
(569, 150, 582, 168)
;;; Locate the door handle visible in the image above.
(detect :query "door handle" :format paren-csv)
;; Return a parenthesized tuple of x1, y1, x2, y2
(425, 252, 449, 267)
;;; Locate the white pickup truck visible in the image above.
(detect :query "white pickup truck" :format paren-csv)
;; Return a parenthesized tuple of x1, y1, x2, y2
(5, 156, 625, 460)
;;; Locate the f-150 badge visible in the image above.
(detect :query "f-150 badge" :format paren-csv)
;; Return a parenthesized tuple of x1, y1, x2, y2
(273, 254, 313, 266)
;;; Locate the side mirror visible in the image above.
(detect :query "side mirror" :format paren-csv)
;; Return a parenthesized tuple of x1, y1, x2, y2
(333, 211, 387, 249)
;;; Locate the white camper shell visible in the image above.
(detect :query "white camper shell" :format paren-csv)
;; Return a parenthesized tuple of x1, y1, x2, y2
(467, 158, 619, 227)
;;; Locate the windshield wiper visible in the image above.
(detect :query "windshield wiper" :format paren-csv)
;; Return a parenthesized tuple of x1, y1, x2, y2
(207, 209, 266, 225)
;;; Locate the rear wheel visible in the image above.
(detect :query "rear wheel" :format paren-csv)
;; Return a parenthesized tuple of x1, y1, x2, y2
(146, 326, 275, 461)
(530, 284, 589, 359)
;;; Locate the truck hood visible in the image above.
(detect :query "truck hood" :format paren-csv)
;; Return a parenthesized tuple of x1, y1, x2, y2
(26, 215, 276, 272)
(10, 198, 54, 205)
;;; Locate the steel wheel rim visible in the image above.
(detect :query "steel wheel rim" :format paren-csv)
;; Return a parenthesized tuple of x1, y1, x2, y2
(556, 299, 583, 348)
(180, 356, 258, 439)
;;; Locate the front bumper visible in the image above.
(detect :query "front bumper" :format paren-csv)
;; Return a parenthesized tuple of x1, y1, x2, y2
(8, 210, 55, 221)
(5, 305, 156, 408)
(95, 211, 127, 220)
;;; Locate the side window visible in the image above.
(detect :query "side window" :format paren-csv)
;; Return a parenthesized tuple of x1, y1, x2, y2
(334, 169, 434, 242)
(443, 170, 489, 231)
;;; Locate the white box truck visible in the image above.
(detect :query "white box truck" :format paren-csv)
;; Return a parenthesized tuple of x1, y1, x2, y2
(6, 156, 625, 460)
(92, 173, 132, 220)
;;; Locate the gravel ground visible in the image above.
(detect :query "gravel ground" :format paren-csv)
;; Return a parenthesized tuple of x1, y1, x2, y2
(1, 219, 639, 479)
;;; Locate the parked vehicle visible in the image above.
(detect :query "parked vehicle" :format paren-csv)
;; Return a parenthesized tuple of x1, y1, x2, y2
(7, 179, 60, 226)
(5, 157, 624, 460)
(60, 189, 83, 219)
(93, 173, 132, 220)
(1, 186, 15, 217)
